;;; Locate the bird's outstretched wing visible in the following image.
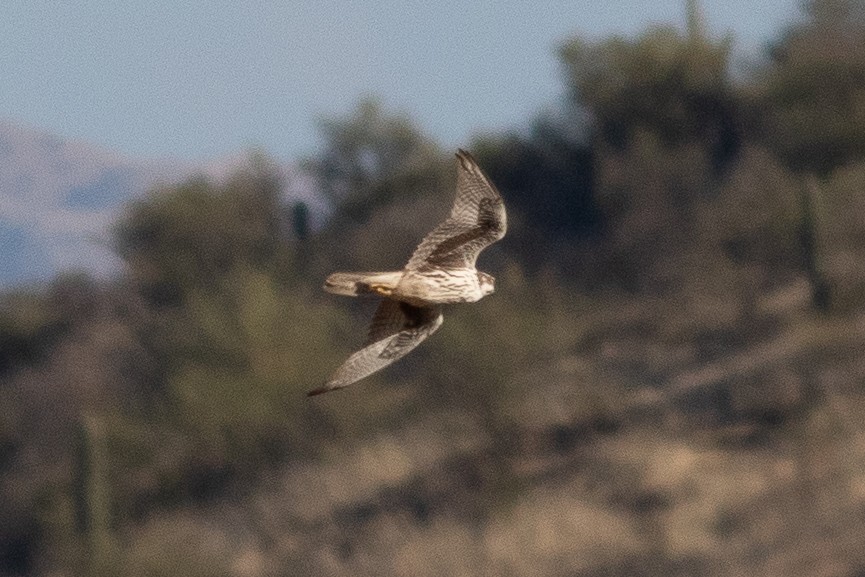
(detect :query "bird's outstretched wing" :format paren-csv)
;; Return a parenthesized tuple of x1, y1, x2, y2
(308, 300, 443, 396)
(405, 149, 506, 272)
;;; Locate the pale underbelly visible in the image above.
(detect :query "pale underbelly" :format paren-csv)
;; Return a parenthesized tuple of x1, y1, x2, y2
(395, 270, 482, 305)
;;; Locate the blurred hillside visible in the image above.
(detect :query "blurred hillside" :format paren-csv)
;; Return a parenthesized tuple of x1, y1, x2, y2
(4, 1, 865, 575)
(0, 122, 320, 287)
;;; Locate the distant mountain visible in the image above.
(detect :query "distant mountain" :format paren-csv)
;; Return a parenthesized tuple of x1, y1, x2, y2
(0, 121, 320, 288)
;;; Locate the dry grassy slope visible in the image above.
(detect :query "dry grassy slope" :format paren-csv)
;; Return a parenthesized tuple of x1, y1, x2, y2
(116, 276, 865, 577)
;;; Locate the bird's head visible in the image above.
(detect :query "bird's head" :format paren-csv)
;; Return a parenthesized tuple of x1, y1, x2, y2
(477, 271, 496, 296)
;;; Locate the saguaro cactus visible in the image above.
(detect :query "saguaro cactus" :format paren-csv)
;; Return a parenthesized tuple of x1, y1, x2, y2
(799, 176, 831, 312)
(686, 0, 705, 41)
(73, 415, 112, 576)
(291, 201, 310, 242)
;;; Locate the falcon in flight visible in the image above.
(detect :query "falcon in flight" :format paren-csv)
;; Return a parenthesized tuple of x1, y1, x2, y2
(308, 149, 507, 396)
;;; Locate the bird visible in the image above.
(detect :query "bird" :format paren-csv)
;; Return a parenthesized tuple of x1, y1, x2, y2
(307, 149, 507, 396)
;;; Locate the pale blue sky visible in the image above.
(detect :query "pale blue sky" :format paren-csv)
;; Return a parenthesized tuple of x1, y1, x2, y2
(2, 1, 802, 162)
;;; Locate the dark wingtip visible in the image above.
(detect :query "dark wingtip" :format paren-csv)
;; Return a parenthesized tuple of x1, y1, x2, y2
(307, 385, 331, 397)
(456, 148, 476, 169)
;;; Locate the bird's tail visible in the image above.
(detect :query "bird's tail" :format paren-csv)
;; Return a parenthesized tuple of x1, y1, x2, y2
(323, 271, 403, 297)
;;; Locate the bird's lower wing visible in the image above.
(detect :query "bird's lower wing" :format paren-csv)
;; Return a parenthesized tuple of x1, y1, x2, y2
(307, 301, 443, 396)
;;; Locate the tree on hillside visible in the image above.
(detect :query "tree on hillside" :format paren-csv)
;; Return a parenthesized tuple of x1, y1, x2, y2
(112, 157, 347, 468)
(305, 98, 445, 222)
(304, 99, 452, 273)
(742, 0, 865, 309)
(114, 156, 290, 305)
(560, 24, 740, 175)
(471, 115, 600, 278)
(557, 25, 741, 291)
(751, 0, 865, 175)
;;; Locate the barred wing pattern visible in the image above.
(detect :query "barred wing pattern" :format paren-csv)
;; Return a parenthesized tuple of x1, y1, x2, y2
(307, 300, 443, 396)
(309, 149, 505, 396)
(405, 149, 506, 271)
